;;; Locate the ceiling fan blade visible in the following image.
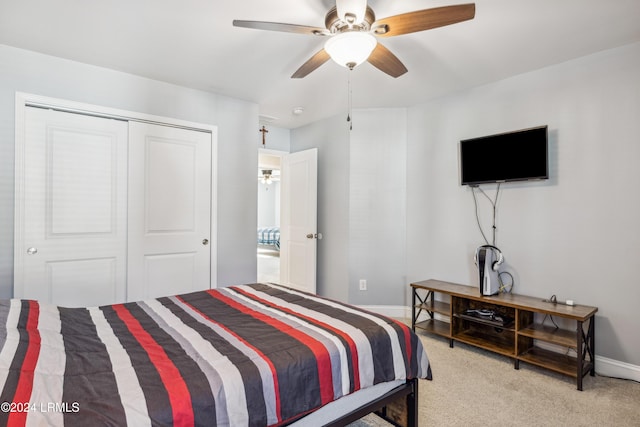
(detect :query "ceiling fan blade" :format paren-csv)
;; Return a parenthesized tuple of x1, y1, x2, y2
(367, 44, 408, 78)
(373, 3, 475, 37)
(291, 49, 331, 78)
(233, 20, 330, 36)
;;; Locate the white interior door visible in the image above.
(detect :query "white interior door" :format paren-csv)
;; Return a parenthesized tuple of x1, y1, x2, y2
(127, 122, 212, 301)
(280, 148, 318, 293)
(15, 107, 128, 306)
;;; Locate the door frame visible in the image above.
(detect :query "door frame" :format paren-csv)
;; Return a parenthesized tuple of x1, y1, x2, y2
(257, 148, 287, 284)
(14, 92, 219, 296)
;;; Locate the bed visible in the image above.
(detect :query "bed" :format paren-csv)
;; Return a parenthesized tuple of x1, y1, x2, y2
(0, 283, 431, 426)
(257, 227, 280, 250)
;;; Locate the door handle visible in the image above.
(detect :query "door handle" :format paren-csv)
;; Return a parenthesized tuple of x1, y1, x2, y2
(202, 239, 209, 246)
(306, 233, 323, 240)
(27, 247, 38, 255)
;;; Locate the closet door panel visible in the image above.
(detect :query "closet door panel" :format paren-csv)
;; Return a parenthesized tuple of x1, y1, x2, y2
(127, 122, 212, 301)
(17, 107, 128, 306)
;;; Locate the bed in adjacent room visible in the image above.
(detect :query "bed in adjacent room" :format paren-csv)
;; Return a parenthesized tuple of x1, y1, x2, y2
(0, 283, 431, 426)
(257, 227, 280, 250)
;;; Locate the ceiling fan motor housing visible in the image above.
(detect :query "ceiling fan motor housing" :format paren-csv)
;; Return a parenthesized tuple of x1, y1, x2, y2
(325, 6, 376, 34)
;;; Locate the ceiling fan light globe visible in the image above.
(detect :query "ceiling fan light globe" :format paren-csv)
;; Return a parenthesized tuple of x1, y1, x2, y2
(336, 0, 367, 25)
(325, 32, 377, 69)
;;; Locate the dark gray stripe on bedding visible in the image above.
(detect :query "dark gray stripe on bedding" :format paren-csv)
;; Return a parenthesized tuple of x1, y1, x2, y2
(58, 306, 127, 427)
(183, 290, 324, 422)
(249, 284, 398, 384)
(223, 286, 347, 398)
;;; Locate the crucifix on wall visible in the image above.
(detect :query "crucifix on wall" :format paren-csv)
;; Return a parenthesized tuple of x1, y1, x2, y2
(259, 125, 269, 147)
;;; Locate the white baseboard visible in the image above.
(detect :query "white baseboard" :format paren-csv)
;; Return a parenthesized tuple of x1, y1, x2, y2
(596, 355, 640, 382)
(358, 305, 408, 320)
(360, 304, 640, 383)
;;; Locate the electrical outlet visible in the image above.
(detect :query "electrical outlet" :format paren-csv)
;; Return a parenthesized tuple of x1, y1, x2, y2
(359, 279, 367, 291)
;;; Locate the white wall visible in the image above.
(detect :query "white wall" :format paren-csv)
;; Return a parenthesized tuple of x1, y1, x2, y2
(0, 44, 259, 295)
(407, 42, 640, 365)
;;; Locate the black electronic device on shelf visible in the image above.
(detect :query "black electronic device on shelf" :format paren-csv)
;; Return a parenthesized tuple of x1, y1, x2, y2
(462, 308, 514, 327)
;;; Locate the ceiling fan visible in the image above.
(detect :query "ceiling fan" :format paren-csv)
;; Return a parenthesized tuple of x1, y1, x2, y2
(233, 0, 475, 78)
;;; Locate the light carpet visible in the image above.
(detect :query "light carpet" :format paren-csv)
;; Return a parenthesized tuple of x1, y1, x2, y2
(349, 333, 640, 427)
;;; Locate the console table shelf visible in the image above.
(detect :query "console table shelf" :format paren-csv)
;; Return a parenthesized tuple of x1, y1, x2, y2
(411, 279, 597, 390)
(414, 319, 450, 337)
(518, 324, 577, 348)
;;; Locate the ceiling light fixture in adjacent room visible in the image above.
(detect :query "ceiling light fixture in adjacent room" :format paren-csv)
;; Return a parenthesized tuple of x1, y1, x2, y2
(261, 170, 273, 185)
(324, 31, 377, 70)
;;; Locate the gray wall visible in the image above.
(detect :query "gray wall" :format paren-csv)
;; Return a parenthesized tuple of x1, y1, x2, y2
(291, 42, 640, 367)
(406, 42, 640, 365)
(258, 125, 290, 152)
(257, 181, 280, 227)
(0, 44, 259, 295)
(348, 109, 407, 305)
(291, 115, 350, 301)
(290, 109, 408, 306)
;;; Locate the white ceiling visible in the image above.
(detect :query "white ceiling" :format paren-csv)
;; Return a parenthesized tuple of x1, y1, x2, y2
(1, 0, 639, 128)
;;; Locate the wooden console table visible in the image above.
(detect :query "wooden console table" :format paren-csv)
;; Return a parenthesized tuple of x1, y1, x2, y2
(411, 279, 598, 390)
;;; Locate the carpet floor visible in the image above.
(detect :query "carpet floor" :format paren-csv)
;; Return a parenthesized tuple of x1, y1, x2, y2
(349, 332, 640, 427)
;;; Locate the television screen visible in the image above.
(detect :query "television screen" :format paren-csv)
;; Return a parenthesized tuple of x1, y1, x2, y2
(460, 126, 548, 186)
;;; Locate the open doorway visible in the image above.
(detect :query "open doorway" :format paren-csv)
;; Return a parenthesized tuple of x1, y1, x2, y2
(257, 150, 285, 283)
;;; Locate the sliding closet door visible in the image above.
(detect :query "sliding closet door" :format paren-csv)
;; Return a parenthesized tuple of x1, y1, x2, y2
(127, 122, 212, 301)
(16, 107, 128, 306)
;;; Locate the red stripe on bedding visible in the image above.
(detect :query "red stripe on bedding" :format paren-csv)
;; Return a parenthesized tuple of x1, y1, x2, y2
(232, 287, 361, 391)
(112, 304, 194, 427)
(208, 290, 335, 406)
(8, 300, 41, 426)
(176, 294, 284, 423)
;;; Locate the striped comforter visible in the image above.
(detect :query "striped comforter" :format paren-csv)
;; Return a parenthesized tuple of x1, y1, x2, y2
(0, 283, 431, 426)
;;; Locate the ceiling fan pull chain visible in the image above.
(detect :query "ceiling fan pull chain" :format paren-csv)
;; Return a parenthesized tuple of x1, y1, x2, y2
(347, 69, 353, 130)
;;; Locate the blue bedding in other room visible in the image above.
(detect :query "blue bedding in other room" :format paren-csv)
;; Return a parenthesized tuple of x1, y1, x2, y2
(257, 226, 280, 250)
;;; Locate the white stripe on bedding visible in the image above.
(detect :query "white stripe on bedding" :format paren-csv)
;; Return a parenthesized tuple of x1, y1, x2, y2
(26, 303, 65, 427)
(0, 300, 22, 392)
(88, 307, 151, 427)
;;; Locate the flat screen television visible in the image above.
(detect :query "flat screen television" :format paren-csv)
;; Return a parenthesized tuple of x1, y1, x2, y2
(460, 125, 548, 186)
